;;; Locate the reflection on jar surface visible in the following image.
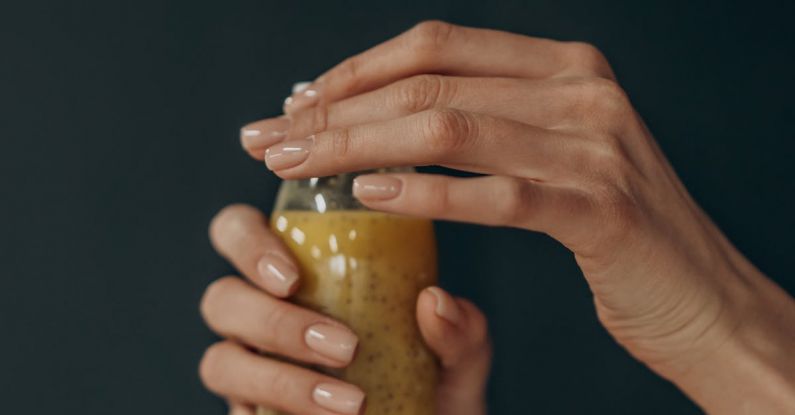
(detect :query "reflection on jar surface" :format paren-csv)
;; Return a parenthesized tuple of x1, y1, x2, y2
(258, 209, 438, 415)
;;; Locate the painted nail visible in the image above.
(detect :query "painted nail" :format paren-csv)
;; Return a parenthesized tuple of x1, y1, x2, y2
(256, 253, 298, 296)
(305, 323, 358, 364)
(240, 117, 290, 150)
(228, 405, 251, 415)
(427, 286, 462, 324)
(312, 382, 365, 414)
(292, 81, 312, 94)
(352, 175, 402, 201)
(264, 136, 314, 171)
(284, 82, 322, 113)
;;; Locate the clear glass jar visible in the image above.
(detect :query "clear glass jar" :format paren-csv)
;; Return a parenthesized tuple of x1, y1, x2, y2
(257, 168, 439, 415)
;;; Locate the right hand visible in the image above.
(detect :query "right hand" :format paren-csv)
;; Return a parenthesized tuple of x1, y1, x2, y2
(199, 204, 492, 415)
(240, 21, 795, 413)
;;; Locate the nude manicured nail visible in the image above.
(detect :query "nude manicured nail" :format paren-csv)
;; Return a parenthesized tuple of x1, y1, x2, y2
(228, 405, 251, 415)
(283, 82, 322, 113)
(312, 382, 365, 414)
(305, 323, 358, 364)
(240, 117, 290, 149)
(352, 175, 402, 201)
(292, 81, 311, 94)
(264, 136, 314, 170)
(427, 286, 462, 324)
(256, 253, 298, 296)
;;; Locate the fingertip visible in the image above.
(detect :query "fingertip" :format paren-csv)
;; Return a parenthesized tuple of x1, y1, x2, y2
(228, 402, 253, 415)
(292, 81, 312, 94)
(416, 288, 438, 324)
(246, 148, 266, 161)
(240, 118, 290, 153)
(417, 287, 465, 353)
(426, 286, 463, 324)
(255, 253, 300, 298)
(209, 204, 266, 251)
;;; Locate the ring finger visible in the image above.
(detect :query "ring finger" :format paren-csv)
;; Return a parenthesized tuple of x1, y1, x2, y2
(263, 109, 595, 184)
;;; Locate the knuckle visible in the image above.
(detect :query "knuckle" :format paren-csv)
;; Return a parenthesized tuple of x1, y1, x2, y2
(409, 20, 456, 55)
(264, 367, 294, 400)
(334, 56, 362, 90)
(198, 341, 234, 391)
(259, 302, 290, 344)
(328, 127, 353, 160)
(311, 103, 330, 134)
(564, 41, 611, 75)
(394, 74, 444, 113)
(568, 78, 631, 121)
(209, 204, 262, 249)
(588, 138, 631, 176)
(200, 276, 239, 321)
(424, 109, 475, 155)
(594, 186, 641, 241)
(492, 179, 533, 226)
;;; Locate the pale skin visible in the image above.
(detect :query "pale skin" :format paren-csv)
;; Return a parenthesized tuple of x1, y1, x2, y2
(201, 21, 795, 415)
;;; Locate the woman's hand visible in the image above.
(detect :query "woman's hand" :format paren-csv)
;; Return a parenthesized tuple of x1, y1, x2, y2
(240, 21, 795, 414)
(199, 204, 491, 415)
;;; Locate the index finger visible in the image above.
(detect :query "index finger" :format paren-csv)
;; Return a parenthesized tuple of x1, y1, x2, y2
(284, 20, 614, 113)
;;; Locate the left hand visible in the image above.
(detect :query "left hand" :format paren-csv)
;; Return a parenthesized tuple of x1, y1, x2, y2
(200, 205, 491, 415)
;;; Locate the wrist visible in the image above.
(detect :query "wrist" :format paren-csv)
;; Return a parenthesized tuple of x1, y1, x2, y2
(666, 269, 795, 414)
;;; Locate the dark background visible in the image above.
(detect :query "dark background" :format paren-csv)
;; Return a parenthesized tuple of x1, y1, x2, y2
(2, 0, 794, 413)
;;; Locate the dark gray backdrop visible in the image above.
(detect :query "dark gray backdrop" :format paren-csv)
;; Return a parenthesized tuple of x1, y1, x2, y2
(2, 0, 794, 413)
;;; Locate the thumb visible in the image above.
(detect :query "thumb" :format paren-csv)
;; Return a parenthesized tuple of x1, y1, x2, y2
(417, 286, 492, 415)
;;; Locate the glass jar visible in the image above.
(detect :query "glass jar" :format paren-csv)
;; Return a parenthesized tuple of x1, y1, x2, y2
(257, 168, 439, 415)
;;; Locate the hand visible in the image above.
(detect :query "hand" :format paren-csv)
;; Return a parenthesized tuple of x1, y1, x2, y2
(199, 205, 491, 415)
(240, 21, 795, 414)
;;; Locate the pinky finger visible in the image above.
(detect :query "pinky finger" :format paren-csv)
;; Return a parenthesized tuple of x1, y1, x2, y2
(228, 402, 254, 415)
(352, 173, 592, 243)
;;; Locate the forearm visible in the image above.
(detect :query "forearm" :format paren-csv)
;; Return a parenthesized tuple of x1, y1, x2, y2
(670, 269, 795, 414)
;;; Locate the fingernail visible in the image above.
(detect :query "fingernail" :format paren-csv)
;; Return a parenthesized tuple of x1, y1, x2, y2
(305, 323, 358, 364)
(292, 81, 311, 94)
(352, 175, 402, 201)
(228, 405, 250, 415)
(312, 382, 365, 414)
(240, 117, 290, 150)
(256, 253, 298, 296)
(265, 136, 314, 171)
(283, 82, 322, 113)
(427, 286, 462, 325)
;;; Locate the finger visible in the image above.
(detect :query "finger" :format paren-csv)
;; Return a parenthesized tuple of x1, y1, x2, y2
(209, 204, 299, 298)
(200, 341, 366, 415)
(264, 109, 592, 182)
(200, 277, 358, 368)
(284, 20, 613, 113)
(352, 174, 594, 245)
(228, 401, 254, 415)
(240, 117, 290, 159)
(275, 76, 625, 146)
(416, 287, 490, 415)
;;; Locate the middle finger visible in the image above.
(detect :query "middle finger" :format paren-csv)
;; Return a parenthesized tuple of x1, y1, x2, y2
(264, 109, 594, 184)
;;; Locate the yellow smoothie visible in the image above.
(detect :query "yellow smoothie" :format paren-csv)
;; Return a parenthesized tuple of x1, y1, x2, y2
(259, 210, 439, 415)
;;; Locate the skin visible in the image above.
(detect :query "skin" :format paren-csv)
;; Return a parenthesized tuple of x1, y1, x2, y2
(202, 21, 795, 414)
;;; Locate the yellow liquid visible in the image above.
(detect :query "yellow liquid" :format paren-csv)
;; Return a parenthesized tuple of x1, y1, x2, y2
(259, 210, 438, 415)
